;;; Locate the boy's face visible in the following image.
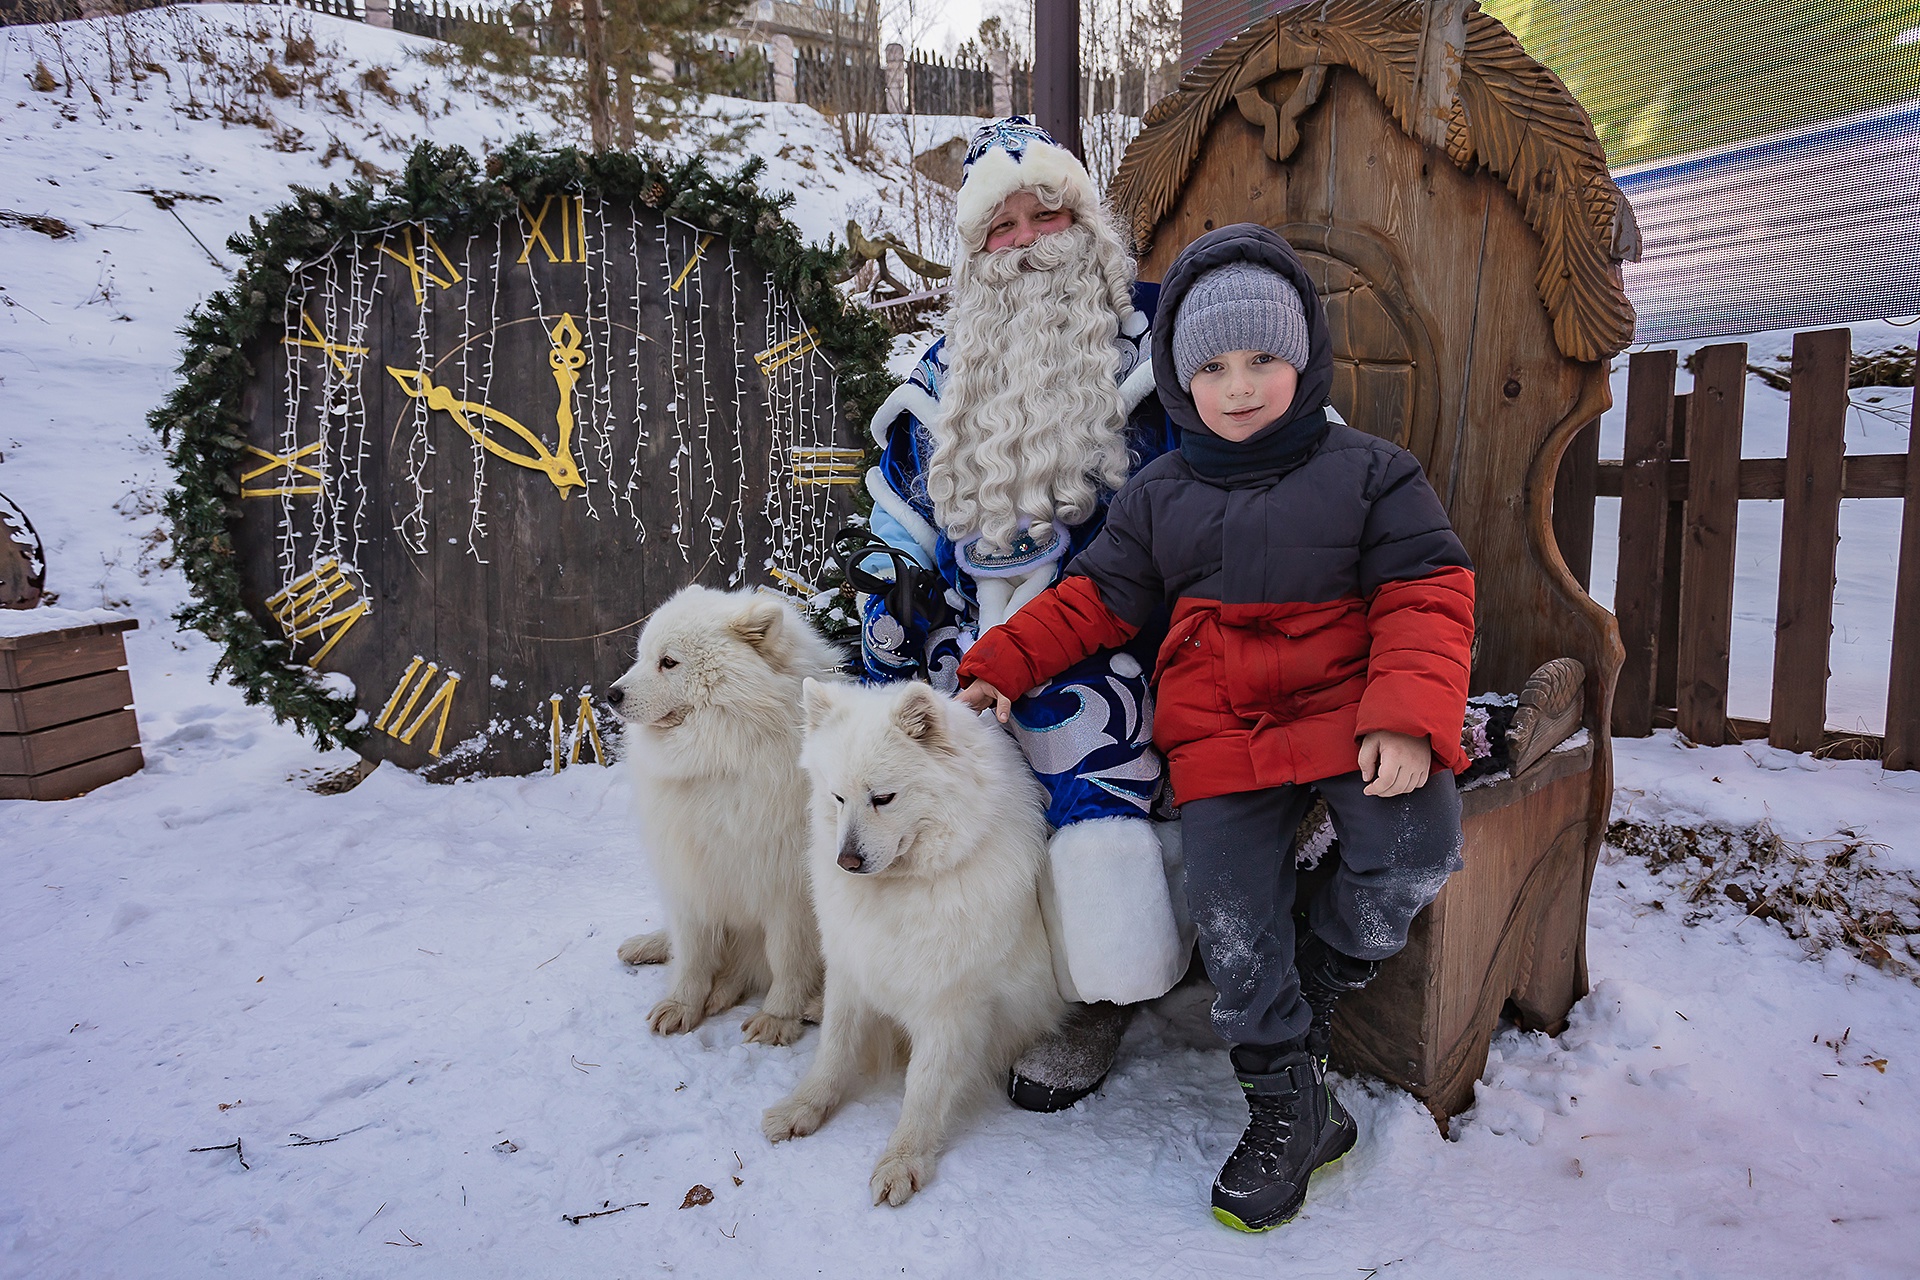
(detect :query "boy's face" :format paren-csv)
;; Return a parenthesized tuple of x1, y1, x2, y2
(1189, 350, 1300, 442)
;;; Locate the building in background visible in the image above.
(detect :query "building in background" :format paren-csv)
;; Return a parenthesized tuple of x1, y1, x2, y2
(721, 0, 878, 61)
(1178, 0, 1920, 342)
(1179, 0, 1302, 68)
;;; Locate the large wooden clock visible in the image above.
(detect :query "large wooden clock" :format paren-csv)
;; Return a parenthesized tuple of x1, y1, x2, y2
(233, 195, 863, 778)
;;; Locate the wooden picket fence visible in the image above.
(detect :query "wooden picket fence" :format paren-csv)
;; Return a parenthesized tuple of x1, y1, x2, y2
(1553, 329, 1920, 769)
(289, 0, 358, 20)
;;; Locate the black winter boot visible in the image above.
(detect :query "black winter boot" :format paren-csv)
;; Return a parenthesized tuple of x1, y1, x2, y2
(1295, 932, 1380, 1067)
(1211, 1043, 1356, 1232)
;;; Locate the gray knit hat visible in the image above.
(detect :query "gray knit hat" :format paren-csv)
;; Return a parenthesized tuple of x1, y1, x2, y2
(1172, 261, 1310, 392)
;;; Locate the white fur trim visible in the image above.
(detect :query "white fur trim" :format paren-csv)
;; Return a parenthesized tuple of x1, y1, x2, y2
(1003, 562, 1058, 619)
(957, 143, 1098, 240)
(1037, 853, 1082, 1004)
(973, 577, 1015, 637)
(1118, 358, 1158, 414)
(1155, 820, 1197, 960)
(973, 563, 1056, 634)
(868, 379, 941, 449)
(865, 468, 939, 564)
(1120, 308, 1149, 339)
(1039, 817, 1185, 1004)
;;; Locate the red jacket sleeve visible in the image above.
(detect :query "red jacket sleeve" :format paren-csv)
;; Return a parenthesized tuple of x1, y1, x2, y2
(957, 576, 1139, 700)
(1353, 564, 1476, 773)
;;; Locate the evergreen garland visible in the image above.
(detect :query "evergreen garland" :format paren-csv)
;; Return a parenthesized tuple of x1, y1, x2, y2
(152, 137, 894, 750)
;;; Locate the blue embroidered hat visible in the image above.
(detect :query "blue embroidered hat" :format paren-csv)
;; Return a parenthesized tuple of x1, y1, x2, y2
(956, 115, 1099, 249)
(963, 116, 1060, 172)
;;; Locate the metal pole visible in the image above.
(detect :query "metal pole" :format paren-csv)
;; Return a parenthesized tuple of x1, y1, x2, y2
(1032, 0, 1082, 161)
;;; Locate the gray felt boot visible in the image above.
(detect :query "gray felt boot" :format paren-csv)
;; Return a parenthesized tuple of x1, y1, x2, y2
(1007, 1002, 1135, 1112)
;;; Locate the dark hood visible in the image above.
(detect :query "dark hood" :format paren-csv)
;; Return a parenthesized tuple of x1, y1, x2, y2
(1151, 223, 1333, 481)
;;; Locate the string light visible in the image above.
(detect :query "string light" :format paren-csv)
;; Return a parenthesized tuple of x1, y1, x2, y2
(457, 228, 486, 558)
(685, 214, 726, 578)
(660, 213, 692, 562)
(277, 257, 305, 597)
(574, 190, 604, 524)
(587, 194, 619, 524)
(623, 207, 650, 541)
(343, 230, 381, 569)
(398, 226, 436, 557)
(727, 240, 751, 585)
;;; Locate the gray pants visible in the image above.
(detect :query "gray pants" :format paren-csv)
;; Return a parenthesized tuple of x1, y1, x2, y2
(1180, 770, 1464, 1049)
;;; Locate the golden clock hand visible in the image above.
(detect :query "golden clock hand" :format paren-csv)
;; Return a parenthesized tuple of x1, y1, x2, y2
(385, 365, 586, 495)
(546, 314, 587, 495)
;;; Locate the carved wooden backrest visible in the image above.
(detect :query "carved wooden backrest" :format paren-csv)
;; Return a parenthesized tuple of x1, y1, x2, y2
(1111, 0, 1637, 707)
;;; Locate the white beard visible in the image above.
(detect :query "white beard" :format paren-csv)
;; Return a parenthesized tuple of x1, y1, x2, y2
(927, 220, 1137, 552)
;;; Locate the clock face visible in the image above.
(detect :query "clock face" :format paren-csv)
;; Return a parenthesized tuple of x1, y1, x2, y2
(235, 199, 862, 777)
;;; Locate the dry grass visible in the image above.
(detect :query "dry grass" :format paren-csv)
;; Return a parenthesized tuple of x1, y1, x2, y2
(0, 209, 75, 238)
(15, 6, 424, 162)
(359, 65, 400, 106)
(1682, 343, 1915, 393)
(1607, 819, 1920, 978)
(1722, 346, 1916, 393)
(259, 60, 297, 100)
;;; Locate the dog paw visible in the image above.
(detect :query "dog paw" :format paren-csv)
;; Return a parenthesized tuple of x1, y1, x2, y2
(648, 997, 704, 1035)
(869, 1151, 930, 1207)
(741, 1011, 804, 1046)
(762, 1096, 825, 1143)
(802, 994, 824, 1025)
(617, 931, 671, 966)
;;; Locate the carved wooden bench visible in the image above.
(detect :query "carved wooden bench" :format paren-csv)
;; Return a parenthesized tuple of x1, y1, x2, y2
(1111, 0, 1639, 1124)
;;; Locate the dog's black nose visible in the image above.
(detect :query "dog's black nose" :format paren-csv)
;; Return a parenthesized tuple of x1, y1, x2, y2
(837, 850, 866, 874)
(607, 686, 625, 706)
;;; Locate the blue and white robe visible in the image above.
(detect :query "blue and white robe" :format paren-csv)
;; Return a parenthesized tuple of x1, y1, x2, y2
(858, 282, 1175, 832)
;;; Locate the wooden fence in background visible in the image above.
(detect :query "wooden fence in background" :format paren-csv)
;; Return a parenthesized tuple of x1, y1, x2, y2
(1553, 328, 1920, 769)
(293, 0, 358, 19)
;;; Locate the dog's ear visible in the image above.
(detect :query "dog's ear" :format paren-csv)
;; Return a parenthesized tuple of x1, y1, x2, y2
(729, 595, 788, 658)
(893, 683, 950, 752)
(802, 677, 838, 731)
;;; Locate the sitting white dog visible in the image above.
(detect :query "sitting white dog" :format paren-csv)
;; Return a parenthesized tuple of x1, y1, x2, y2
(763, 679, 1064, 1205)
(610, 585, 840, 1046)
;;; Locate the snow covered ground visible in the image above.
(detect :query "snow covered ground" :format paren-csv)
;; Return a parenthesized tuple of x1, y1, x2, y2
(3, 8, 1919, 1278)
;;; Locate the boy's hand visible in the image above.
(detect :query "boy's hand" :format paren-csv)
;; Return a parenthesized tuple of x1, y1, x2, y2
(1359, 730, 1431, 798)
(956, 679, 1013, 723)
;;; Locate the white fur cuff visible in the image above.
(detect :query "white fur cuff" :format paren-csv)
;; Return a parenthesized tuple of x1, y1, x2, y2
(1118, 357, 1158, 413)
(1040, 817, 1185, 1005)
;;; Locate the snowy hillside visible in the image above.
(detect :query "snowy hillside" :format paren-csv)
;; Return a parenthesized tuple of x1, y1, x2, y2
(3, 8, 1919, 1278)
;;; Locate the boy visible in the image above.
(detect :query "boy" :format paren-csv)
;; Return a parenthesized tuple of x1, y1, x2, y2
(956, 223, 1475, 1232)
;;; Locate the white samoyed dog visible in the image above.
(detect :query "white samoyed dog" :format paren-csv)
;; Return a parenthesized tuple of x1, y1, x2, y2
(763, 679, 1065, 1206)
(609, 585, 841, 1047)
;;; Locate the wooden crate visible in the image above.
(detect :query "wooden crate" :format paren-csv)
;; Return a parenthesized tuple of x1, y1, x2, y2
(0, 616, 143, 800)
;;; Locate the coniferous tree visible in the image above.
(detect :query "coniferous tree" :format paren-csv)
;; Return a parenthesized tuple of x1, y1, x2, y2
(436, 0, 758, 149)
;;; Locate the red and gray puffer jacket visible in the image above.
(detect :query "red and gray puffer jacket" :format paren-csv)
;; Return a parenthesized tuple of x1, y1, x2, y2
(958, 223, 1474, 806)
